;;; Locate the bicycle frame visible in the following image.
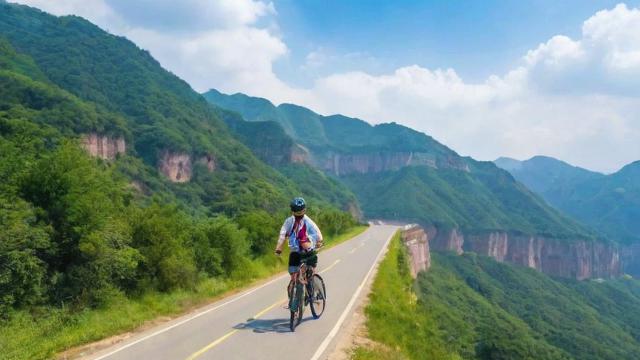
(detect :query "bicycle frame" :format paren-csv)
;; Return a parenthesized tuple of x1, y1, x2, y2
(289, 260, 314, 304)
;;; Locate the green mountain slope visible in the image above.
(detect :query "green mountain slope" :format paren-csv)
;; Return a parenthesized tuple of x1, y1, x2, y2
(341, 164, 590, 237)
(204, 89, 459, 160)
(205, 89, 594, 239)
(213, 106, 360, 213)
(495, 156, 640, 245)
(363, 236, 640, 359)
(494, 156, 604, 195)
(0, 2, 358, 321)
(419, 252, 640, 359)
(0, 2, 356, 214)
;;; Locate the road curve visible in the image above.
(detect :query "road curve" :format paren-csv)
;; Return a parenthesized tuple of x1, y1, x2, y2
(83, 224, 399, 360)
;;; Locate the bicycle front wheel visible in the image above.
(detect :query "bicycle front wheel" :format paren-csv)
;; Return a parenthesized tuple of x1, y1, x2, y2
(309, 274, 326, 319)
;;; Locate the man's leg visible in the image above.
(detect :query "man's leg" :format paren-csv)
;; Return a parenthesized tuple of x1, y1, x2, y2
(287, 252, 301, 306)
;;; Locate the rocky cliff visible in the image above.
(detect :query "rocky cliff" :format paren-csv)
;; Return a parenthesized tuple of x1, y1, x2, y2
(82, 133, 125, 160)
(197, 155, 216, 172)
(622, 243, 640, 277)
(290, 144, 310, 164)
(427, 227, 465, 255)
(401, 225, 431, 277)
(159, 152, 192, 183)
(417, 226, 621, 279)
(317, 151, 469, 176)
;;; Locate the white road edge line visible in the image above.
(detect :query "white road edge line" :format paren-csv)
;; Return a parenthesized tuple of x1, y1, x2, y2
(310, 228, 397, 360)
(92, 272, 289, 360)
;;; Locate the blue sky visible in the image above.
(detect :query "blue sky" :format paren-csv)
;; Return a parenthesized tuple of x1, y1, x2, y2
(11, 0, 640, 172)
(273, 0, 639, 84)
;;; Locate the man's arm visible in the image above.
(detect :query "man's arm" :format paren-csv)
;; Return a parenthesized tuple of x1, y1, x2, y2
(275, 217, 291, 253)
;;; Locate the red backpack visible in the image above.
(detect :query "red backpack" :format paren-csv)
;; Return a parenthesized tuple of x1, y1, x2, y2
(291, 218, 313, 251)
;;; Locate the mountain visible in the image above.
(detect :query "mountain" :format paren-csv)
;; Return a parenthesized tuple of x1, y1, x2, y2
(214, 107, 360, 213)
(203, 89, 627, 279)
(494, 156, 605, 195)
(0, 2, 359, 320)
(0, 2, 361, 214)
(553, 161, 640, 244)
(495, 156, 640, 274)
(362, 234, 640, 360)
(204, 89, 466, 176)
(493, 156, 640, 242)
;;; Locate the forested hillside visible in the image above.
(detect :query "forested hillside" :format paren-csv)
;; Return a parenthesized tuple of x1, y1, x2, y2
(495, 156, 640, 245)
(205, 89, 595, 240)
(357, 235, 640, 360)
(0, 1, 358, 346)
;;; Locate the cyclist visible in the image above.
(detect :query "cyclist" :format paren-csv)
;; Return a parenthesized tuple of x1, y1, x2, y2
(275, 197, 323, 294)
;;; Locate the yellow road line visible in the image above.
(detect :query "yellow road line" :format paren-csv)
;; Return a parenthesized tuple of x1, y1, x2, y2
(320, 259, 341, 274)
(252, 297, 287, 319)
(185, 330, 238, 360)
(185, 297, 287, 360)
(186, 258, 342, 359)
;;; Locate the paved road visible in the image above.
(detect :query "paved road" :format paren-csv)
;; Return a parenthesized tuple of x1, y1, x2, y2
(85, 224, 398, 360)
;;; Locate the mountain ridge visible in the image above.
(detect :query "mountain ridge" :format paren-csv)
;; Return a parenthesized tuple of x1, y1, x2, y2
(203, 89, 630, 279)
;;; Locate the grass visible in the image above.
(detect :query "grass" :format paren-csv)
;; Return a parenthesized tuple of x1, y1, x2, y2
(351, 345, 407, 360)
(0, 225, 368, 360)
(351, 232, 459, 360)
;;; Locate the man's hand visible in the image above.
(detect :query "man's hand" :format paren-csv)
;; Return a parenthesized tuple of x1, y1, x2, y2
(275, 244, 283, 255)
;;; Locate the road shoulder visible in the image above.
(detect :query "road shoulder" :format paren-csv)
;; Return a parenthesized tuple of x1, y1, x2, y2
(327, 230, 398, 360)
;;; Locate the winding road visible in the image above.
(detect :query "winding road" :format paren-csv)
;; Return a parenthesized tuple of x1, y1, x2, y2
(83, 224, 398, 360)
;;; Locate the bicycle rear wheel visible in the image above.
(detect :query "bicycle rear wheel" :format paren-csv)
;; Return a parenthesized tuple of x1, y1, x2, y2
(309, 274, 326, 319)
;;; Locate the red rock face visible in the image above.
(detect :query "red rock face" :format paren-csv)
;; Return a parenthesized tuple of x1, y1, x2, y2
(197, 155, 216, 172)
(316, 151, 470, 175)
(159, 152, 192, 183)
(82, 133, 125, 160)
(464, 233, 621, 280)
(621, 243, 640, 276)
(319, 152, 430, 176)
(402, 225, 431, 277)
(428, 227, 464, 255)
(388, 222, 624, 280)
(414, 226, 621, 279)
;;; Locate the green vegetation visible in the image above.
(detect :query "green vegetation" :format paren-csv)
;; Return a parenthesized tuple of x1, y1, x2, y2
(0, 225, 368, 360)
(496, 156, 640, 245)
(205, 89, 598, 241)
(0, 3, 361, 358)
(352, 233, 458, 360)
(417, 253, 640, 359)
(204, 89, 457, 157)
(215, 107, 360, 212)
(494, 156, 604, 195)
(342, 164, 594, 238)
(358, 236, 640, 360)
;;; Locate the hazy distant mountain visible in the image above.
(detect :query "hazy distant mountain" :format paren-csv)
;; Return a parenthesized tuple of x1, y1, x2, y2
(496, 156, 640, 245)
(494, 156, 604, 195)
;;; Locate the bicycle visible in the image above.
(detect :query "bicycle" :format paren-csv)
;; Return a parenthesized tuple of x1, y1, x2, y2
(287, 257, 326, 332)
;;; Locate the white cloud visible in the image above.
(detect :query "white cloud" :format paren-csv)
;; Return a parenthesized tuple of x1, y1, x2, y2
(11, 0, 120, 30)
(294, 4, 640, 172)
(125, 26, 288, 95)
(11, 0, 286, 96)
(8, 1, 640, 172)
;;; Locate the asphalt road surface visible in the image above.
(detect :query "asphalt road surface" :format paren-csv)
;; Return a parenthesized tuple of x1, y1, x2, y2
(85, 224, 399, 360)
